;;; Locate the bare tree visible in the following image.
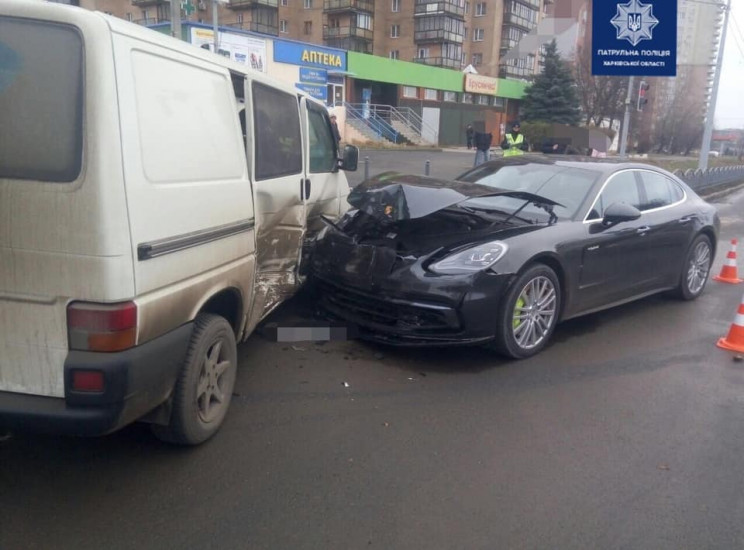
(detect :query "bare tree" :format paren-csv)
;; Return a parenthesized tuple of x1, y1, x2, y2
(573, 45, 627, 130)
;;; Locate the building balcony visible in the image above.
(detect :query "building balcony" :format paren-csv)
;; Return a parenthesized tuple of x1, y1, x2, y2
(225, 20, 279, 34)
(413, 56, 461, 69)
(131, 0, 167, 6)
(414, 1, 464, 18)
(323, 25, 374, 40)
(325, 36, 373, 53)
(323, 0, 374, 13)
(414, 29, 463, 44)
(502, 11, 536, 31)
(133, 16, 170, 26)
(227, 0, 279, 10)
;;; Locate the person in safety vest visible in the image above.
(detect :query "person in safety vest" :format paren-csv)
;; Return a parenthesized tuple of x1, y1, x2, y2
(501, 121, 529, 156)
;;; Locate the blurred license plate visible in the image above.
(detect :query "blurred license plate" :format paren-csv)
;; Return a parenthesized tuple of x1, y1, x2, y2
(335, 243, 394, 278)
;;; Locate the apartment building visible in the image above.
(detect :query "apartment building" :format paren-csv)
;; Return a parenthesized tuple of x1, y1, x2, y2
(54, 0, 546, 80)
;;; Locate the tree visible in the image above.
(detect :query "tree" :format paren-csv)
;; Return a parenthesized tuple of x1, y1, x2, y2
(521, 40, 581, 125)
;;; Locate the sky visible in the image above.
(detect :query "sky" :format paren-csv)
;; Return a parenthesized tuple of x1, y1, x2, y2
(715, 0, 744, 128)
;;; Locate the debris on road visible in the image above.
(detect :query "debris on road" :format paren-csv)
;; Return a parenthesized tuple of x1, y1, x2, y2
(291, 345, 306, 352)
(734, 355, 743, 362)
(342, 382, 350, 388)
(657, 463, 671, 471)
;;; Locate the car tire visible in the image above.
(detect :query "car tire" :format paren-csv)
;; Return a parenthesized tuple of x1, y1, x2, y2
(489, 264, 561, 359)
(152, 314, 237, 445)
(674, 234, 713, 301)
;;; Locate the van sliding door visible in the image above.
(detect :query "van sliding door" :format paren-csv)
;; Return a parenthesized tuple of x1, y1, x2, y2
(245, 79, 306, 318)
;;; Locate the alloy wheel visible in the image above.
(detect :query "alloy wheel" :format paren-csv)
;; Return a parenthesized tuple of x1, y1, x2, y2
(511, 275, 557, 350)
(686, 240, 711, 295)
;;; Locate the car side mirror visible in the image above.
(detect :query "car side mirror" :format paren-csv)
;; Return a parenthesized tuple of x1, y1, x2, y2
(602, 202, 642, 226)
(339, 145, 358, 172)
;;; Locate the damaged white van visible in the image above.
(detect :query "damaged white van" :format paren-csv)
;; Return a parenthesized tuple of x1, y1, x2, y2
(0, 0, 358, 444)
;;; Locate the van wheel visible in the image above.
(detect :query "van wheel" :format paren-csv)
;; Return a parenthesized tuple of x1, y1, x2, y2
(152, 314, 237, 445)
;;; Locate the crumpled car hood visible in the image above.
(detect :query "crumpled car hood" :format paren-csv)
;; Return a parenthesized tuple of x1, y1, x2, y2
(348, 172, 562, 222)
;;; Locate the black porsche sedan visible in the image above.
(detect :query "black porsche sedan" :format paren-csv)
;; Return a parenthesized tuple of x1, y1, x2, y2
(310, 156, 720, 358)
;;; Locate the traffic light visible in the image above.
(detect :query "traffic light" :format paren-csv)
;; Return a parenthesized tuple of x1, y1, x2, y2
(637, 81, 650, 112)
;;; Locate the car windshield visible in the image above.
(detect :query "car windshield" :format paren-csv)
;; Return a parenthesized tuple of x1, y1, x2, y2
(457, 163, 601, 220)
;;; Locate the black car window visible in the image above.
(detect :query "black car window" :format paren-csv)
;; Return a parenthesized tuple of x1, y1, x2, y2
(638, 171, 683, 210)
(588, 171, 641, 220)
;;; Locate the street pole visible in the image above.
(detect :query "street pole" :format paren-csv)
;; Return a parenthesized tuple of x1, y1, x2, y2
(212, 0, 220, 54)
(618, 75, 634, 159)
(698, 0, 731, 170)
(170, 0, 182, 39)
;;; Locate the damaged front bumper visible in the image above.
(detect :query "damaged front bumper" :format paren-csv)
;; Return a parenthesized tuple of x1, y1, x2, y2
(311, 268, 515, 347)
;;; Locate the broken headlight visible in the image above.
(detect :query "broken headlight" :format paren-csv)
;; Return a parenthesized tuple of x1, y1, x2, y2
(429, 241, 508, 275)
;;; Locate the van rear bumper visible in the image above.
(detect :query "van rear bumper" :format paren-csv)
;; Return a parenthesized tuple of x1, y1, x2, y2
(0, 323, 193, 437)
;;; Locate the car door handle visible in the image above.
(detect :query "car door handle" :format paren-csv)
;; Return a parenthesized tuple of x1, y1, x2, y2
(637, 226, 651, 235)
(678, 217, 693, 224)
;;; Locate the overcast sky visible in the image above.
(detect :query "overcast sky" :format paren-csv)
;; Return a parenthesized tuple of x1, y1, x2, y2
(715, 0, 744, 128)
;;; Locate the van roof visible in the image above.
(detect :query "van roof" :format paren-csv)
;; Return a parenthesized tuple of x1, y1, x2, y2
(2, 0, 325, 109)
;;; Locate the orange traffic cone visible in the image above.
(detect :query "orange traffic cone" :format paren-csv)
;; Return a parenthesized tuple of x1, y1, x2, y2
(713, 239, 743, 284)
(717, 292, 744, 353)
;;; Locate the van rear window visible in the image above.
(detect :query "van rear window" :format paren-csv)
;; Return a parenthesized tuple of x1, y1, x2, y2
(0, 17, 83, 182)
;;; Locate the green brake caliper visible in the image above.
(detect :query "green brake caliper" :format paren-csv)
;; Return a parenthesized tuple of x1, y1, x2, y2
(513, 296, 525, 329)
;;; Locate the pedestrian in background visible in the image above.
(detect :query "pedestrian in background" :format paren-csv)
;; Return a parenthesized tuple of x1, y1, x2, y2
(466, 124, 474, 149)
(501, 121, 528, 157)
(474, 130, 492, 166)
(330, 114, 342, 151)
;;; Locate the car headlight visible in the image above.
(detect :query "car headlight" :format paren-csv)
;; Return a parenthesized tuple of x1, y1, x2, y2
(429, 241, 509, 275)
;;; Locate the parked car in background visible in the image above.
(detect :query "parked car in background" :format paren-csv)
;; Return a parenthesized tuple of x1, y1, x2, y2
(0, 0, 357, 444)
(311, 156, 718, 358)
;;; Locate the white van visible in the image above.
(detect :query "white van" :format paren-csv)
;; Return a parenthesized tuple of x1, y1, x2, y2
(0, 0, 358, 444)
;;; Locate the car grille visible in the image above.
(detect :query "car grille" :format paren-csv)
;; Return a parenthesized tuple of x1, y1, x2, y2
(316, 280, 459, 332)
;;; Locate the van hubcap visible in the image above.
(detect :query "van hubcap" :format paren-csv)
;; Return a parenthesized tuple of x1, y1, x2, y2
(196, 339, 232, 423)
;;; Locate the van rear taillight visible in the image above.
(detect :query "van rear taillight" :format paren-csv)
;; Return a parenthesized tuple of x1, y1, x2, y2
(67, 302, 137, 352)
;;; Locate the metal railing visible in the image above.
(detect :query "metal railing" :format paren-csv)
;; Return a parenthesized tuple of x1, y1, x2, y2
(344, 103, 400, 144)
(673, 165, 744, 193)
(351, 104, 438, 144)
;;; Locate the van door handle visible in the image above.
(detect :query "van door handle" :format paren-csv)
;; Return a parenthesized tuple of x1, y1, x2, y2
(304, 178, 311, 200)
(637, 226, 651, 235)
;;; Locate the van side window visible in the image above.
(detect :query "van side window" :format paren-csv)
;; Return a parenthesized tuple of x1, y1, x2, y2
(252, 82, 303, 180)
(0, 17, 83, 182)
(307, 107, 337, 173)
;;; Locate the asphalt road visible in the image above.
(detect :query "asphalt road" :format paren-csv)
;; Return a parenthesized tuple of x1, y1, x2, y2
(2, 153, 744, 550)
